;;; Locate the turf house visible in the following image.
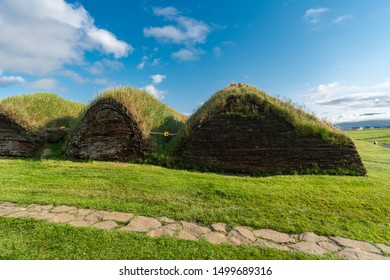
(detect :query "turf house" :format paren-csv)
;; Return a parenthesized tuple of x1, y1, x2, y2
(65, 87, 186, 161)
(0, 93, 84, 157)
(173, 83, 366, 176)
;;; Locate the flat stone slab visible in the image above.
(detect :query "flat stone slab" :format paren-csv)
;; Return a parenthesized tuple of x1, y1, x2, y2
(51, 205, 77, 213)
(178, 231, 198, 241)
(377, 244, 390, 255)
(255, 239, 291, 251)
(165, 223, 182, 231)
(28, 205, 54, 212)
(69, 209, 93, 218)
(317, 241, 341, 252)
(0, 202, 17, 207)
(253, 229, 295, 243)
(31, 212, 57, 220)
(5, 211, 33, 218)
(181, 221, 211, 237)
(148, 227, 175, 237)
(51, 213, 75, 223)
(69, 220, 95, 227)
(211, 223, 227, 233)
(93, 221, 118, 230)
(160, 216, 176, 224)
(228, 227, 256, 244)
(290, 242, 329, 255)
(330, 236, 381, 254)
(299, 232, 328, 243)
(0, 210, 14, 217)
(84, 211, 105, 221)
(337, 248, 390, 260)
(103, 212, 133, 222)
(3, 207, 27, 212)
(203, 232, 228, 244)
(120, 216, 161, 232)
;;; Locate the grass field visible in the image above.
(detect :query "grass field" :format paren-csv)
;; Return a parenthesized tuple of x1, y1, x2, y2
(348, 129, 390, 146)
(0, 129, 389, 259)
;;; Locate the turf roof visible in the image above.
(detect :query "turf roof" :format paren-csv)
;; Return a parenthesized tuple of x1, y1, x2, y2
(0, 93, 85, 132)
(85, 87, 187, 137)
(176, 84, 351, 145)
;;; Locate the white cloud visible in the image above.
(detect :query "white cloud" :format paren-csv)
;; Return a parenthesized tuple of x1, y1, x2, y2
(311, 82, 341, 95)
(87, 59, 124, 75)
(142, 74, 167, 99)
(86, 27, 132, 59)
(137, 56, 149, 70)
(0, 74, 25, 87)
(144, 7, 210, 45)
(152, 7, 179, 19)
(60, 70, 115, 86)
(143, 84, 166, 100)
(28, 78, 58, 90)
(305, 78, 390, 123)
(93, 78, 115, 87)
(151, 58, 161, 66)
(303, 7, 330, 24)
(144, 6, 210, 62)
(213, 47, 222, 58)
(0, 0, 132, 75)
(171, 48, 205, 62)
(332, 15, 353, 24)
(136, 49, 161, 70)
(150, 74, 166, 84)
(221, 41, 235, 46)
(144, 25, 187, 44)
(305, 7, 330, 17)
(60, 70, 89, 84)
(175, 16, 210, 44)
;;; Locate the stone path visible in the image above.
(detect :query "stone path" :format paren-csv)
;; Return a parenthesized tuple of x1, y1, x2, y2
(1, 202, 389, 260)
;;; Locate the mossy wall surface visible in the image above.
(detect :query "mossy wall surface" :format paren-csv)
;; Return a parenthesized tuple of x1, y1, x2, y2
(175, 114, 365, 175)
(65, 100, 152, 161)
(0, 114, 38, 157)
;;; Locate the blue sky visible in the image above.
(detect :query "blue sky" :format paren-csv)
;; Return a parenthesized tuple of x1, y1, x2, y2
(0, 0, 390, 124)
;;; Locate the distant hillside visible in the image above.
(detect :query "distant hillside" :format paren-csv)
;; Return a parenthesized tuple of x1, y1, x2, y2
(335, 119, 390, 130)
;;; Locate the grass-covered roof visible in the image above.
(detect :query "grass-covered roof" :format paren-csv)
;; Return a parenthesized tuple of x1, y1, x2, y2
(85, 87, 187, 137)
(0, 93, 85, 132)
(177, 83, 351, 145)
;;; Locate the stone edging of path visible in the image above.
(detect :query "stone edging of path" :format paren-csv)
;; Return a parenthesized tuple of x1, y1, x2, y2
(1, 202, 389, 260)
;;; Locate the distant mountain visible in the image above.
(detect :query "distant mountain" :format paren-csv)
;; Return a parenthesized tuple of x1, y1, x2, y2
(334, 119, 390, 130)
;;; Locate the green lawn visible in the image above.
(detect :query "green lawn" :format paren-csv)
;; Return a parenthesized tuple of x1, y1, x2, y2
(0, 129, 389, 259)
(348, 128, 390, 145)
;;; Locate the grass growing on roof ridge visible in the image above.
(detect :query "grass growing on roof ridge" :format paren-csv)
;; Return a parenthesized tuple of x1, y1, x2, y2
(66, 87, 187, 141)
(175, 84, 350, 145)
(0, 92, 85, 132)
(93, 87, 187, 135)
